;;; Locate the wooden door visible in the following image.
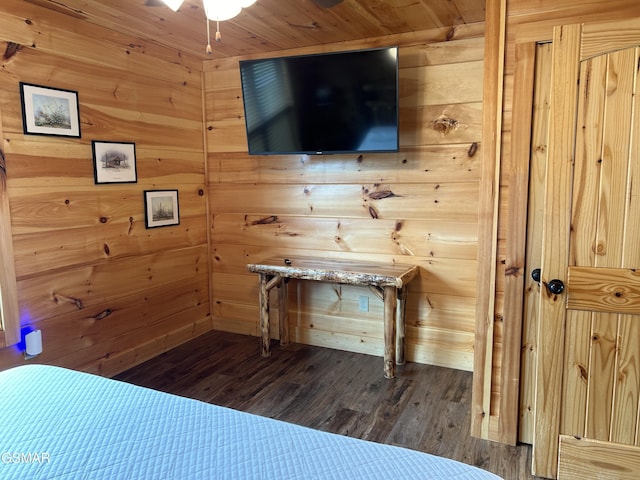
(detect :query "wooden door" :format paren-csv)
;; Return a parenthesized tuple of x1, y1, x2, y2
(534, 19, 640, 479)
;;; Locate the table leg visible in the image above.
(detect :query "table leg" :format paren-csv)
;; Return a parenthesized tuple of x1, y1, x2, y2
(278, 279, 289, 345)
(259, 273, 271, 357)
(383, 286, 397, 379)
(396, 285, 408, 365)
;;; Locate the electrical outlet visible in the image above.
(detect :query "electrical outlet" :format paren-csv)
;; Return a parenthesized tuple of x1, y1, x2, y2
(358, 295, 369, 312)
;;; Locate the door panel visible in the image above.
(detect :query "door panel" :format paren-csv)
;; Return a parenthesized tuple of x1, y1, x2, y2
(568, 266, 640, 313)
(535, 19, 640, 479)
(612, 319, 640, 445)
(559, 309, 590, 437)
(558, 435, 640, 479)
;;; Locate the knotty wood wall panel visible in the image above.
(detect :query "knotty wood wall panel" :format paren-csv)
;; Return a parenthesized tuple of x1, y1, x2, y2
(6, 140, 205, 188)
(24, 273, 208, 361)
(0, 49, 202, 123)
(210, 183, 480, 222)
(0, 1, 209, 375)
(0, 0, 202, 74)
(205, 33, 484, 371)
(210, 146, 481, 184)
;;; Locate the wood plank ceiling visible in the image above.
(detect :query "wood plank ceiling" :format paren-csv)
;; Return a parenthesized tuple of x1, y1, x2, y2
(24, 0, 486, 59)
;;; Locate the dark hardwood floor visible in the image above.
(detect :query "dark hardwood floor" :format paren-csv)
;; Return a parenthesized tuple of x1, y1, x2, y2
(115, 330, 539, 480)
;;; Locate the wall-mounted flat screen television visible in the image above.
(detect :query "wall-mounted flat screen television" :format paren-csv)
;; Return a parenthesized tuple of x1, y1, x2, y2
(239, 46, 399, 155)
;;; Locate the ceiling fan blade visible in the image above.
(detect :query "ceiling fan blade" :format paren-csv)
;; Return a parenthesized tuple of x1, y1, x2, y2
(145, 0, 164, 6)
(311, 0, 344, 8)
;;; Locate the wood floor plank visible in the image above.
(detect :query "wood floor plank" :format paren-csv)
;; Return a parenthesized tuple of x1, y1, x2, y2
(115, 330, 539, 479)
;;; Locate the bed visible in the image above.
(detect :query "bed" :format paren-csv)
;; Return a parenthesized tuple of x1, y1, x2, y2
(0, 364, 502, 479)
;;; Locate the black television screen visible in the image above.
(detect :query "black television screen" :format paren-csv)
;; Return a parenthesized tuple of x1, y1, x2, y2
(239, 46, 399, 155)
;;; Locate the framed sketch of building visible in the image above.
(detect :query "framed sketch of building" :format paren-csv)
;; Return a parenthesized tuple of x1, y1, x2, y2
(92, 141, 137, 184)
(144, 190, 179, 228)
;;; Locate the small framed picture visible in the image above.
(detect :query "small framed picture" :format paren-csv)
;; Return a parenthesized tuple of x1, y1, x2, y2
(144, 190, 180, 228)
(19, 82, 81, 137)
(92, 141, 137, 184)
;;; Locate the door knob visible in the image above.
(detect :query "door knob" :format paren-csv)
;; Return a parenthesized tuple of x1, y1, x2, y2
(546, 279, 565, 295)
(531, 268, 541, 285)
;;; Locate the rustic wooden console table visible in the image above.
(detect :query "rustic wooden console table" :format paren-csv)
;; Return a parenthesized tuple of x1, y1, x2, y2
(247, 256, 419, 378)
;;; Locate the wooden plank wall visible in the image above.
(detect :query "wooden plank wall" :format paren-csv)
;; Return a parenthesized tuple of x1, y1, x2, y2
(0, 0, 210, 376)
(204, 26, 485, 372)
(485, 0, 640, 446)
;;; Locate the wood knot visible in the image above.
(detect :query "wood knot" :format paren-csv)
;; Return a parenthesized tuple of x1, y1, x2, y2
(446, 26, 456, 41)
(468, 142, 478, 157)
(93, 309, 113, 321)
(368, 190, 398, 200)
(505, 266, 520, 276)
(251, 215, 278, 225)
(578, 364, 588, 382)
(3, 42, 21, 60)
(52, 292, 84, 310)
(431, 115, 458, 135)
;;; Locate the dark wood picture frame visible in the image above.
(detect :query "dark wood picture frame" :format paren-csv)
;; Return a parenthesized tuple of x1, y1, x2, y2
(144, 190, 180, 228)
(92, 141, 138, 184)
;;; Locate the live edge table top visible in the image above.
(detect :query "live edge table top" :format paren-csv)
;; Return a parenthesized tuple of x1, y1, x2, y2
(246, 256, 419, 289)
(247, 256, 419, 379)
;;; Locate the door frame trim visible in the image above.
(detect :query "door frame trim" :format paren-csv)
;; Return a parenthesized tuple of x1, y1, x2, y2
(471, 0, 506, 442)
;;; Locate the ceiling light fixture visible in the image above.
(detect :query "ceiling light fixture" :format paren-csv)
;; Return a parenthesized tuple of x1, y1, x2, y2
(161, 0, 184, 11)
(160, 0, 257, 54)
